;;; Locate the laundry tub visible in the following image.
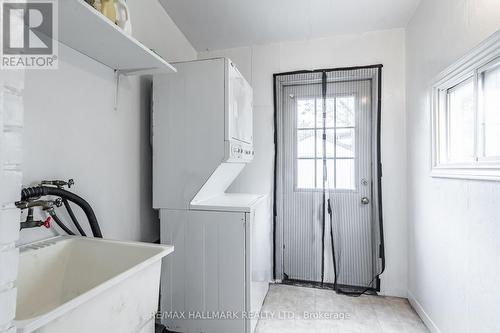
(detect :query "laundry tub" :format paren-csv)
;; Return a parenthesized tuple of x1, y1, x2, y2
(14, 236, 174, 333)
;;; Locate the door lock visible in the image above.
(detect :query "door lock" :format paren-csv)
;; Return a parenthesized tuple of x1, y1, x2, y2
(361, 197, 370, 205)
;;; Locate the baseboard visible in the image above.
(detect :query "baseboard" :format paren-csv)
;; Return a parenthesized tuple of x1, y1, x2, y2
(407, 290, 441, 333)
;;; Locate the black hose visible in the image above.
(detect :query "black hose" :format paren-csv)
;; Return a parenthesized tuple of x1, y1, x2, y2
(328, 199, 338, 290)
(21, 186, 102, 238)
(62, 198, 87, 236)
(48, 210, 75, 235)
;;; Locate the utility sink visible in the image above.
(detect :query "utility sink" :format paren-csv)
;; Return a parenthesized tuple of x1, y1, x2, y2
(14, 236, 174, 333)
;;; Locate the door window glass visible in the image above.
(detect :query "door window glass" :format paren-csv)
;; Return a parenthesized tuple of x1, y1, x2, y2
(296, 96, 356, 190)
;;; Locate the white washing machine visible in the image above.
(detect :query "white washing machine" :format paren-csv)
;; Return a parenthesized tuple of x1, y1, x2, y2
(153, 58, 272, 333)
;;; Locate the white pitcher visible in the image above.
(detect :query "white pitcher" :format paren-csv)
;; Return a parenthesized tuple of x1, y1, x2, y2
(115, 0, 132, 35)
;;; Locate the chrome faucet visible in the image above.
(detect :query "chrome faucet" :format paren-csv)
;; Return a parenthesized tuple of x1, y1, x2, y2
(16, 198, 62, 230)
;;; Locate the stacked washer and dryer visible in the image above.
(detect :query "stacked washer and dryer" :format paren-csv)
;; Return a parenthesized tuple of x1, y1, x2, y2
(152, 58, 272, 333)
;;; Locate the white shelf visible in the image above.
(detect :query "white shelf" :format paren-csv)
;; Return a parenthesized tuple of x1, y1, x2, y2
(58, 0, 176, 75)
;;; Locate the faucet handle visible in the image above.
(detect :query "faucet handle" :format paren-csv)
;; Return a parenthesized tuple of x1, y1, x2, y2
(43, 216, 52, 228)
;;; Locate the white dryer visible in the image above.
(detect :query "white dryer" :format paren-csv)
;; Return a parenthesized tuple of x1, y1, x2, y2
(153, 58, 272, 333)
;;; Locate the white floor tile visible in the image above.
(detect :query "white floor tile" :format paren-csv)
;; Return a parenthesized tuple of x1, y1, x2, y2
(255, 285, 429, 333)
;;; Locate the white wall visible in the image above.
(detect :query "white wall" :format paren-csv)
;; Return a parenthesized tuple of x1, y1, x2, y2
(19, 0, 196, 245)
(406, 1, 500, 332)
(127, 0, 196, 63)
(0, 71, 24, 333)
(199, 28, 408, 297)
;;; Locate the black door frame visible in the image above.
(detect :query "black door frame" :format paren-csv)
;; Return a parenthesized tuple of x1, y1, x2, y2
(272, 64, 385, 293)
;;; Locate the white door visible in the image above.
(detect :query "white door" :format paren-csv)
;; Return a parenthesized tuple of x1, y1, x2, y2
(279, 77, 375, 287)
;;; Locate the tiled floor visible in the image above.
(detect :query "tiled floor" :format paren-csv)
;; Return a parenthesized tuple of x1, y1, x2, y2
(255, 284, 429, 333)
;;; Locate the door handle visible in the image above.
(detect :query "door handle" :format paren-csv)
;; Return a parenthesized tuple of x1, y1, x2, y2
(361, 197, 370, 205)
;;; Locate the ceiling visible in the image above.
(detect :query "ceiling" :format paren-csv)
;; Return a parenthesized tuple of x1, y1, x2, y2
(159, 0, 421, 51)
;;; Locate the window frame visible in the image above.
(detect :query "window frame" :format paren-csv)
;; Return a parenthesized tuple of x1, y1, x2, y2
(431, 33, 500, 181)
(477, 60, 500, 162)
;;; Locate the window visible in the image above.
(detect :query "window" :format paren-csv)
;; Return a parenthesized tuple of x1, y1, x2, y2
(432, 37, 500, 181)
(296, 96, 356, 190)
(441, 78, 475, 164)
(479, 62, 500, 158)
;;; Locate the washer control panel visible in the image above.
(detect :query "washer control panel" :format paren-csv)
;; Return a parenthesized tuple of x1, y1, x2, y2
(226, 141, 254, 163)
